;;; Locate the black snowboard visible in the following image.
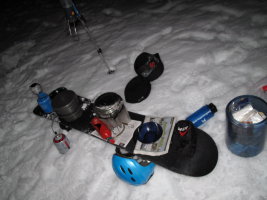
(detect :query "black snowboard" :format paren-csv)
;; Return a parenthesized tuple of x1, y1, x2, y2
(33, 88, 218, 177)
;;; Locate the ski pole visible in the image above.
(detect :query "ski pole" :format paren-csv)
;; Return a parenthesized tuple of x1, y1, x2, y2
(75, 13, 116, 74)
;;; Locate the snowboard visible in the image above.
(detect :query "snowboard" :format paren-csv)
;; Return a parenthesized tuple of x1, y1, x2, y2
(33, 87, 218, 177)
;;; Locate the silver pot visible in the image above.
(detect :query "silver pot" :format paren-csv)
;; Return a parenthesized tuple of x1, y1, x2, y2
(94, 92, 131, 129)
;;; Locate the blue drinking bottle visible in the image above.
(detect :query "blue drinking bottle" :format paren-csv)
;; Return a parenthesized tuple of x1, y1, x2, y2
(37, 92, 53, 113)
(186, 103, 217, 127)
(30, 83, 53, 114)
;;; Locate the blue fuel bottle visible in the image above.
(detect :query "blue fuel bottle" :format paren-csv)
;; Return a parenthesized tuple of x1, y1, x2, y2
(37, 92, 53, 113)
(30, 83, 53, 114)
(186, 103, 217, 127)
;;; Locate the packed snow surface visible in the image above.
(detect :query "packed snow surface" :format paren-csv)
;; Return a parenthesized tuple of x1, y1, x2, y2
(1, 0, 267, 199)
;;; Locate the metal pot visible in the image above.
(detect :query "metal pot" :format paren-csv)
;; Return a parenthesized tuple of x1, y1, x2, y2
(52, 90, 83, 122)
(94, 92, 131, 129)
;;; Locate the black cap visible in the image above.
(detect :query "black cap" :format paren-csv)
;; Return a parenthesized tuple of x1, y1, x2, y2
(208, 103, 217, 113)
(134, 52, 164, 82)
(124, 76, 151, 103)
(137, 120, 218, 177)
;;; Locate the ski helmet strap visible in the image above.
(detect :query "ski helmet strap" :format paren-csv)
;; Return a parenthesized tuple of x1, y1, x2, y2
(115, 147, 135, 158)
(115, 147, 151, 167)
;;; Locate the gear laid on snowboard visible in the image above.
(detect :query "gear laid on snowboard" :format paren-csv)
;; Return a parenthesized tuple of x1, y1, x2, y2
(32, 86, 218, 180)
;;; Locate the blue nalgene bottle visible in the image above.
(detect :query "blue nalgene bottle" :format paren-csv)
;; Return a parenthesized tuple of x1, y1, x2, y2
(186, 103, 217, 127)
(37, 92, 53, 113)
(30, 83, 53, 114)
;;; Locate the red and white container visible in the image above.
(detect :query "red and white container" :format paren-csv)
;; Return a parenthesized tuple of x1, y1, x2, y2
(53, 133, 70, 154)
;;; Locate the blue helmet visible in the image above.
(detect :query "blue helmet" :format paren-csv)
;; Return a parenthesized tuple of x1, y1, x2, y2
(112, 148, 155, 186)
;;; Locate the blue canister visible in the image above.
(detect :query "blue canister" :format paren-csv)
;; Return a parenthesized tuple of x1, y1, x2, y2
(30, 83, 53, 114)
(226, 95, 267, 157)
(186, 103, 217, 127)
(37, 92, 53, 113)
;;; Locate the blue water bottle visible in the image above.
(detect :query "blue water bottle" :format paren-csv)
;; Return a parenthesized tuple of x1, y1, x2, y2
(30, 83, 53, 114)
(186, 103, 217, 127)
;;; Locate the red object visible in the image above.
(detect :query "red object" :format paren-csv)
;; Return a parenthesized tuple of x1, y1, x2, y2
(262, 85, 267, 92)
(90, 117, 115, 144)
(149, 61, 156, 68)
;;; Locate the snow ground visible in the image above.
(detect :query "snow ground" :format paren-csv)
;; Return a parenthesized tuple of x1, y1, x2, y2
(1, 0, 267, 199)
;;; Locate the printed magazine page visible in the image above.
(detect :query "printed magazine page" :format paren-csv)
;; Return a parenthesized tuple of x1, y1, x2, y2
(133, 116, 176, 156)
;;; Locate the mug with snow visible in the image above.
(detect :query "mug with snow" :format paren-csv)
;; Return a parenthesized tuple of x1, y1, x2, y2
(226, 95, 267, 157)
